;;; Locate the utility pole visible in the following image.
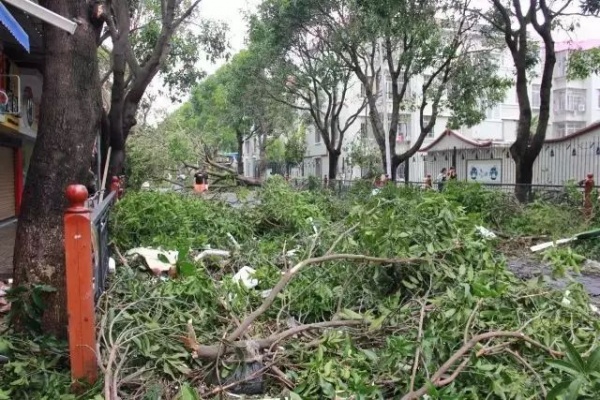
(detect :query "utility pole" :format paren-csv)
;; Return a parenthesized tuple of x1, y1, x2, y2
(378, 38, 392, 178)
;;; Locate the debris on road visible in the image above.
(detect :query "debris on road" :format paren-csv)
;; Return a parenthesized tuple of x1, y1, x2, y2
(125, 247, 179, 275)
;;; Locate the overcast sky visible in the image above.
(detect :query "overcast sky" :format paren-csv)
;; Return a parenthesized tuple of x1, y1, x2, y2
(147, 0, 600, 121)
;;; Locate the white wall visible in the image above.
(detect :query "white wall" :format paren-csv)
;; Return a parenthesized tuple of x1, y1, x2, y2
(421, 127, 600, 186)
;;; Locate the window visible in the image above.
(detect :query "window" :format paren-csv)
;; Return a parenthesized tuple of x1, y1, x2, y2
(359, 122, 367, 139)
(315, 157, 322, 178)
(314, 128, 321, 144)
(245, 140, 250, 154)
(554, 89, 586, 113)
(555, 52, 568, 77)
(531, 84, 541, 108)
(422, 116, 435, 137)
(389, 114, 411, 141)
(485, 105, 501, 120)
(386, 76, 393, 100)
(597, 89, 600, 108)
(553, 122, 585, 138)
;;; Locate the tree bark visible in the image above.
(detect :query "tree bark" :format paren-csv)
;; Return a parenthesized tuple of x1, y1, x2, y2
(236, 130, 244, 175)
(13, 0, 103, 338)
(327, 149, 340, 180)
(513, 156, 534, 203)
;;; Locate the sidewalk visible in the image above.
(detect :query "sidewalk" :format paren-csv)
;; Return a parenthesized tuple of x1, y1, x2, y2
(0, 221, 15, 280)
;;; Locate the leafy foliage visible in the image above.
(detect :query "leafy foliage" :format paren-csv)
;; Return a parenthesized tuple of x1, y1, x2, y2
(5, 181, 600, 399)
(568, 48, 600, 81)
(111, 191, 253, 250)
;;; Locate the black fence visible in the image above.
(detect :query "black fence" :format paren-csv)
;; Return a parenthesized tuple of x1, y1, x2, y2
(91, 191, 116, 302)
(280, 177, 596, 205)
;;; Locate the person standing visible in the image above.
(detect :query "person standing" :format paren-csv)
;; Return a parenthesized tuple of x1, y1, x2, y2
(448, 166, 457, 181)
(424, 174, 433, 190)
(194, 170, 208, 193)
(436, 168, 447, 192)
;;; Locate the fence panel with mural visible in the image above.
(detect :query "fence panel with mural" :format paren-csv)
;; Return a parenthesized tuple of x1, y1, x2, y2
(417, 140, 600, 186)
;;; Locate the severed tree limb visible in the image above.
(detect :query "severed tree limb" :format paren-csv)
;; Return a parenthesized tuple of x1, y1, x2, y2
(409, 293, 430, 393)
(183, 160, 263, 187)
(401, 331, 563, 400)
(226, 254, 425, 342)
(506, 348, 547, 397)
(183, 320, 367, 360)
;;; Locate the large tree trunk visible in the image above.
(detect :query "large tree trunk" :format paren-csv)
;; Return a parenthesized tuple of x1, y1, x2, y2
(13, 0, 102, 338)
(236, 131, 244, 175)
(391, 154, 402, 181)
(327, 150, 340, 180)
(513, 155, 534, 203)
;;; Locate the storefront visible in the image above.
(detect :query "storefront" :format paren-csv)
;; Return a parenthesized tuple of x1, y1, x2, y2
(0, 50, 40, 222)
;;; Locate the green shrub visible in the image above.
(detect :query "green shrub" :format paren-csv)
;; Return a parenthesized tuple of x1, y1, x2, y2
(111, 191, 253, 250)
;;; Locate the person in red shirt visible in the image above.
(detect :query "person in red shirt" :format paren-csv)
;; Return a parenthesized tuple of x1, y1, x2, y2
(194, 170, 208, 193)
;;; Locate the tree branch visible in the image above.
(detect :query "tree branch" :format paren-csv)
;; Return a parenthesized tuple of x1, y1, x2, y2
(226, 254, 425, 342)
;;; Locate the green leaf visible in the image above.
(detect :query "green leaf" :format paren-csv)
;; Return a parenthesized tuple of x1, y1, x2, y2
(177, 383, 200, 400)
(547, 359, 580, 376)
(340, 309, 363, 320)
(361, 349, 379, 362)
(587, 347, 600, 372)
(177, 261, 196, 277)
(562, 336, 587, 373)
(565, 378, 584, 400)
(547, 380, 571, 400)
(289, 393, 303, 400)
(369, 315, 386, 331)
(426, 242, 434, 254)
(158, 253, 170, 264)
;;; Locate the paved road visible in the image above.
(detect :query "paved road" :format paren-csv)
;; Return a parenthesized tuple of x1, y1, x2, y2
(0, 222, 15, 280)
(206, 191, 259, 208)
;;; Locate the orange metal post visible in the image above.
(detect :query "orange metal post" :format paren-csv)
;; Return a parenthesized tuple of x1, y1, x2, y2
(583, 174, 595, 219)
(64, 184, 97, 384)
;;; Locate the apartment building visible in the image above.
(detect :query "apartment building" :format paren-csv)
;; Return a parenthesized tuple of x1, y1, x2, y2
(241, 36, 600, 181)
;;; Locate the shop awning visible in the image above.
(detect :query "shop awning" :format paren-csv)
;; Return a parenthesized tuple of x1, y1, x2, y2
(2, 0, 77, 34)
(0, 2, 29, 52)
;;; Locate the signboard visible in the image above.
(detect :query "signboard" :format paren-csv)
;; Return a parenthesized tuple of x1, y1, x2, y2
(19, 69, 43, 137)
(0, 66, 21, 130)
(466, 159, 502, 183)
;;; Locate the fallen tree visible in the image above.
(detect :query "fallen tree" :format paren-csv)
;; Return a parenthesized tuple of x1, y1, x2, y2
(93, 180, 600, 399)
(6, 180, 599, 399)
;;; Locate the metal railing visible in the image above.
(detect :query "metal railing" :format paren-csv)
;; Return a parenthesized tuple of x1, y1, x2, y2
(281, 177, 596, 205)
(90, 191, 116, 302)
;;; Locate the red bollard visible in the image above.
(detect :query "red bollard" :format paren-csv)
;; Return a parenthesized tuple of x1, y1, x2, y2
(64, 185, 97, 385)
(583, 174, 595, 219)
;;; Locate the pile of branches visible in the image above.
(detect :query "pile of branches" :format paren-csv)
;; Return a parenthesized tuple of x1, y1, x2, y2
(98, 181, 600, 399)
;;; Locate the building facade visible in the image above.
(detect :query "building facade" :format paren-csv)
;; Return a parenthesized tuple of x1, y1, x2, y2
(0, 2, 44, 222)
(240, 36, 600, 182)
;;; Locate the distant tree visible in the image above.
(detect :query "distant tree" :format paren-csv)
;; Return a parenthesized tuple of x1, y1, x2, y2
(568, 48, 600, 79)
(477, 0, 598, 201)
(284, 123, 308, 167)
(259, 0, 510, 181)
(189, 50, 293, 177)
(249, 1, 368, 179)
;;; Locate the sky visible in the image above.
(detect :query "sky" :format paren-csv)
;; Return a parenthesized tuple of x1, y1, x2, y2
(147, 0, 600, 122)
(147, 0, 260, 121)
